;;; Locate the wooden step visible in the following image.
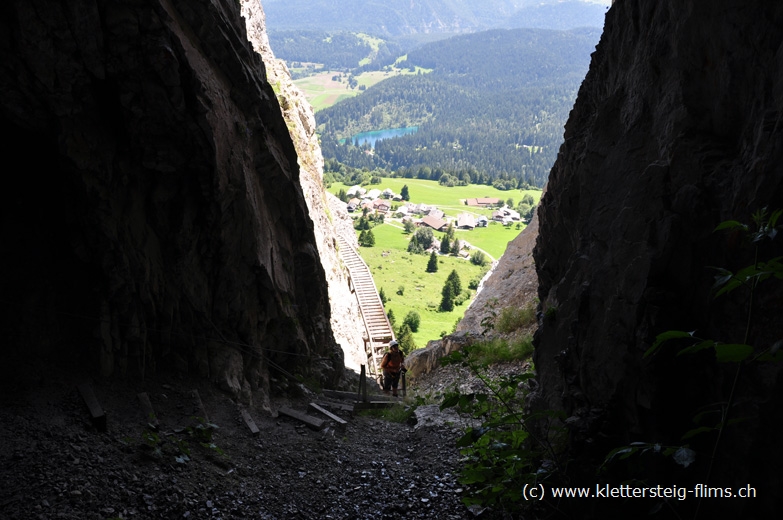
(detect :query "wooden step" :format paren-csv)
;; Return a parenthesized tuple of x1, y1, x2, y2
(278, 406, 324, 430)
(78, 383, 107, 432)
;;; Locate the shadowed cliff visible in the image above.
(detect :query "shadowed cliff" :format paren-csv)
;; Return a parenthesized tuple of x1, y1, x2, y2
(534, 0, 783, 517)
(0, 0, 342, 407)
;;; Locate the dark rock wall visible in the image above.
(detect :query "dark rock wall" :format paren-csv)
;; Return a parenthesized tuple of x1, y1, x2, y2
(534, 0, 782, 517)
(0, 0, 341, 401)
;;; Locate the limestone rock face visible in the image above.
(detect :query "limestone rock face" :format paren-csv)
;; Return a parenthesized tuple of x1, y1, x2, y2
(240, 0, 367, 373)
(456, 206, 540, 335)
(405, 332, 481, 379)
(534, 0, 783, 516)
(0, 0, 342, 405)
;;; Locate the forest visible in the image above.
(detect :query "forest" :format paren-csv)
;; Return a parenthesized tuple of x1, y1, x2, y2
(267, 30, 402, 73)
(317, 28, 600, 188)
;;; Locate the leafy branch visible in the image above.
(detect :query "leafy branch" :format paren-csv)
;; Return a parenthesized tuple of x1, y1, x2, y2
(439, 345, 563, 514)
(618, 208, 783, 518)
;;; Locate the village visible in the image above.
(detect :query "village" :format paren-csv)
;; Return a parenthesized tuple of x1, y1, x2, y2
(344, 185, 526, 232)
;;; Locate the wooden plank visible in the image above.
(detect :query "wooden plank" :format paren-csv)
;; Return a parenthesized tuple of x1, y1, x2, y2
(191, 389, 209, 422)
(354, 401, 397, 410)
(278, 406, 324, 430)
(77, 383, 107, 432)
(309, 403, 348, 425)
(239, 408, 260, 436)
(137, 392, 159, 429)
(359, 365, 368, 403)
(315, 401, 355, 413)
(322, 389, 396, 402)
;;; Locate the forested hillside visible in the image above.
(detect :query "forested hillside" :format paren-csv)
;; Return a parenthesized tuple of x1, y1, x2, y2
(318, 28, 600, 188)
(263, 0, 525, 36)
(262, 0, 608, 35)
(268, 30, 402, 72)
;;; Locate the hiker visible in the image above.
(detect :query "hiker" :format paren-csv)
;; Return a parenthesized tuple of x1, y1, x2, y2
(381, 340, 405, 397)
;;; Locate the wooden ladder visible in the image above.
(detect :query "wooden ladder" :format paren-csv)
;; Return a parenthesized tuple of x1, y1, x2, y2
(336, 234, 395, 385)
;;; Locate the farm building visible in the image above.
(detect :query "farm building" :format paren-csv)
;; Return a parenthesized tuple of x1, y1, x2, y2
(465, 197, 501, 207)
(394, 206, 409, 217)
(421, 215, 447, 231)
(457, 213, 476, 229)
(428, 208, 445, 220)
(347, 185, 365, 197)
(372, 199, 391, 213)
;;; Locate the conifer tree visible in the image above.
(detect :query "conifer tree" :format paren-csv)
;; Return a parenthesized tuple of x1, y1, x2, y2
(426, 251, 438, 273)
(445, 269, 462, 296)
(440, 234, 451, 254)
(364, 229, 375, 247)
(407, 235, 422, 254)
(396, 323, 416, 354)
(439, 282, 454, 312)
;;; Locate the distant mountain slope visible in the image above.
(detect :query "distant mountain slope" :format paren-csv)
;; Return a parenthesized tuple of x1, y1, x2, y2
(506, 1, 608, 30)
(262, 0, 607, 35)
(268, 30, 402, 70)
(317, 28, 600, 187)
(404, 27, 598, 88)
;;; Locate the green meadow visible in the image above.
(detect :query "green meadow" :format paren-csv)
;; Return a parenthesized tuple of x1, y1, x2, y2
(294, 67, 431, 112)
(357, 222, 490, 346)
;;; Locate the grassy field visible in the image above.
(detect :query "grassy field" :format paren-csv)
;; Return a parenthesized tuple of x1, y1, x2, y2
(357, 223, 489, 346)
(294, 71, 394, 112)
(328, 178, 542, 259)
(294, 67, 431, 112)
(452, 221, 527, 261)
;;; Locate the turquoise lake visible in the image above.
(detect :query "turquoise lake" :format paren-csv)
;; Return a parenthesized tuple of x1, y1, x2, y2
(342, 126, 418, 148)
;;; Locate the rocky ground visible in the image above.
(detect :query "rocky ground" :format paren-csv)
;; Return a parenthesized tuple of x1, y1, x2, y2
(0, 358, 530, 520)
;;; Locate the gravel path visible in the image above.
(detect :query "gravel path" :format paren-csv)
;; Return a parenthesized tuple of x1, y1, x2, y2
(0, 368, 484, 520)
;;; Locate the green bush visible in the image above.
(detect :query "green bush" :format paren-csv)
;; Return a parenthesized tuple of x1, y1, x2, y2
(454, 290, 472, 306)
(440, 343, 554, 515)
(411, 227, 434, 250)
(403, 310, 421, 332)
(470, 250, 488, 266)
(462, 336, 534, 366)
(495, 304, 536, 333)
